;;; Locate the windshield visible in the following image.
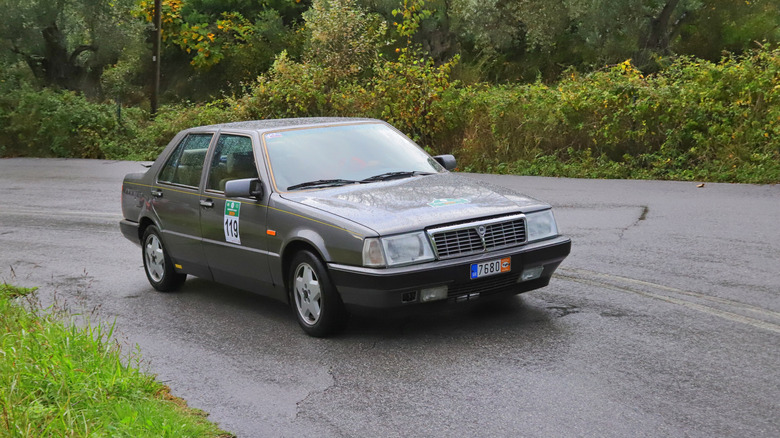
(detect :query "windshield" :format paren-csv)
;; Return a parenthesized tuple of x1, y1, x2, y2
(264, 123, 445, 191)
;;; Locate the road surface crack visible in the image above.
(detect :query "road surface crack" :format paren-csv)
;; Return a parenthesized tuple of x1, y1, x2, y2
(618, 205, 649, 239)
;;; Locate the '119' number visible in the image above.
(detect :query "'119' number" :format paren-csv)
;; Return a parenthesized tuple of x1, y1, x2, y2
(224, 216, 240, 244)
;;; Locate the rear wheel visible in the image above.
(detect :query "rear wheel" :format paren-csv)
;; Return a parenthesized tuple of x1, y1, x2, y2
(289, 250, 347, 337)
(142, 225, 186, 292)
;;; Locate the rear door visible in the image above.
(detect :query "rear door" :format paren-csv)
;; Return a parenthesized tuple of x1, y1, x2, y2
(199, 133, 273, 292)
(152, 132, 214, 278)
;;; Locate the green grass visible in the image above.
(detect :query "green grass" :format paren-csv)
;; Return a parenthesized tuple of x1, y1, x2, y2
(0, 283, 232, 437)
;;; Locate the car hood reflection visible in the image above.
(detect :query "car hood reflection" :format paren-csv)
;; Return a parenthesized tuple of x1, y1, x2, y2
(279, 173, 549, 235)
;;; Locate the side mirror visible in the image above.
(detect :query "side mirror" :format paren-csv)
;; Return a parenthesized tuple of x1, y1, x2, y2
(433, 154, 457, 171)
(225, 178, 264, 199)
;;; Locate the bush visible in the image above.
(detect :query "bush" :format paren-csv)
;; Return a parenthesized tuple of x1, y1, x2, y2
(452, 47, 780, 182)
(0, 86, 118, 158)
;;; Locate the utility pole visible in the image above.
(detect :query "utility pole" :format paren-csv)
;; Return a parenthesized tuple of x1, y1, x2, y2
(151, 0, 162, 118)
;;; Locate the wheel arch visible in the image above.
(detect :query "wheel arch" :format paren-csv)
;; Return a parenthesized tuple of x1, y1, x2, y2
(138, 216, 157, 243)
(281, 239, 327, 293)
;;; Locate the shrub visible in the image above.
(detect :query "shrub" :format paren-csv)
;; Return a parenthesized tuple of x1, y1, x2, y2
(0, 86, 117, 158)
(237, 51, 331, 120)
(453, 46, 780, 182)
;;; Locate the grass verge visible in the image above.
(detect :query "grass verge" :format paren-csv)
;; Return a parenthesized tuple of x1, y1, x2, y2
(0, 283, 232, 437)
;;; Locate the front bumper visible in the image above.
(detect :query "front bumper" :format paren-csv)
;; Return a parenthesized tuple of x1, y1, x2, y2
(328, 235, 571, 313)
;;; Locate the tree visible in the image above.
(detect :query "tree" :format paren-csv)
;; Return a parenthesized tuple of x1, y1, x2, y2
(303, 0, 388, 82)
(0, 0, 142, 97)
(135, 0, 299, 101)
(675, 0, 780, 61)
(444, 0, 710, 79)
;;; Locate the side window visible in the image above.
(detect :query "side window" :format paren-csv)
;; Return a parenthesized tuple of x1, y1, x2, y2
(206, 135, 257, 191)
(158, 134, 213, 187)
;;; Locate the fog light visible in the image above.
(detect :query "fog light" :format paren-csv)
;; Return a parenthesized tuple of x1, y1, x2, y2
(401, 291, 418, 303)
(519, 266, 545, 282)
(420, 285, 448, 302)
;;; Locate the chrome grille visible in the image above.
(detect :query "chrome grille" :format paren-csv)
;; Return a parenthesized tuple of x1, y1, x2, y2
(432, 228, 482, 257)
(428, 214, 527, 259)
(484, 219, 526, 248)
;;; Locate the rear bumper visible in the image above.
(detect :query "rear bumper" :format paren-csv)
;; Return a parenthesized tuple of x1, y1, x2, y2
(120, 219, 140, 245)
(328, 236, 571, 313)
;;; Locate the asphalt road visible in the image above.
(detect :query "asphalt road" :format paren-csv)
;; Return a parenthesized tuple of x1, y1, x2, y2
(1, 158, 778, 438)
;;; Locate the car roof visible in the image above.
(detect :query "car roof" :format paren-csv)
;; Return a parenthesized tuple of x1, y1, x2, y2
(194, 117, 379, 134)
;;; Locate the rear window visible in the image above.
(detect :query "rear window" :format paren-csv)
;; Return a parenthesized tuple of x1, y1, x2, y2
(158, 134, 213, 187)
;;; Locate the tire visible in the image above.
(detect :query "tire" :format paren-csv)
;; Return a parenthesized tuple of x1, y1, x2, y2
(288, 250, 348, 337)
(142, 225, 186, 292)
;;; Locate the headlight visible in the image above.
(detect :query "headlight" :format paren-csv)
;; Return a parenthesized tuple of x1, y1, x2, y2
(362, 232, 435, 267)
(526, 209, 559, 242)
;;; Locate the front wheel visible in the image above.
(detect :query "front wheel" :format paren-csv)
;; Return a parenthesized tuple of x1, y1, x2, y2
(289, 250, 348, 337)
(142, 225, 186, 292)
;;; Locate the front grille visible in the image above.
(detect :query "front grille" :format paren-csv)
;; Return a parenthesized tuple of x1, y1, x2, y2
(428, 215, 527, 259)
(484, 220, 526, 248)
(431, 228, 482, 257)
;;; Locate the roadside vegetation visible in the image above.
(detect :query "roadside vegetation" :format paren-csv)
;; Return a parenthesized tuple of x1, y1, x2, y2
(0, 283, 231, 437)
(0, 0, 778, 183)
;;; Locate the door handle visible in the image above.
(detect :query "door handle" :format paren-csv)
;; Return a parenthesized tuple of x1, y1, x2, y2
(199, 199, 214, 208)
(151, 189, 163, 198)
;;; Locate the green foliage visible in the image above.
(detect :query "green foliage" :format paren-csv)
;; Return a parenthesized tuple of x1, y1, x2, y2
(105, 100, 241, 160)
(676, 0, 780, 60)
(455, 47, 780, 183)
(0, 85, 118, 158)
(446, 0, 780, 82)
(372, 53, 459, 145)
(0, 286, 229, 437)
(392, 0, 432, 41)
(0, 283, 37, 299)
(238, 0, 459, 146)
(304, 0, 388, 82)
(0, 0, 143, 96)
(0, 78, 239, 161)
(134, 0, 297, 101)
(373, 0, 457, 144)
(238, 51, 331, 119)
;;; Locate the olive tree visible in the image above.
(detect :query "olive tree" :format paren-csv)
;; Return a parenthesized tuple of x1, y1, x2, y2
(0, 0, 142, 97)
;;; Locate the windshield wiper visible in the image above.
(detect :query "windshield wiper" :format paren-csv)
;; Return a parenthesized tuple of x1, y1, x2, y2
(287, 179, 360, 191)
(360, 171, 433, 183)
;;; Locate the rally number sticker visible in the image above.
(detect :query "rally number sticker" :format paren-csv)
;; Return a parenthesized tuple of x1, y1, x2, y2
(224, 200, 241, 244)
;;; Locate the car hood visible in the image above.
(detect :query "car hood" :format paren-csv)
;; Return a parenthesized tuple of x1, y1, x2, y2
(279, 173, 550, 235)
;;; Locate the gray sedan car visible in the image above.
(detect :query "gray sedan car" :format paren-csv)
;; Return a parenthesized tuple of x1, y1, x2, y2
(120, 118, 571, 336)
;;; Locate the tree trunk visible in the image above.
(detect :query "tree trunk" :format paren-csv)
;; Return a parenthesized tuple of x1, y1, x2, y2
(635, 0, 681, 70)
(36, 21, 101, 96)
(642, 0, 681, 53)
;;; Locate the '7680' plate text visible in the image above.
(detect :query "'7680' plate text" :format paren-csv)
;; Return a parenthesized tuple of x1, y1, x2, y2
(470, 257, 511, 279)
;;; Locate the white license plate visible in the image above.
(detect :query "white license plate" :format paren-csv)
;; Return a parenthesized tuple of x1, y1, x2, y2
(470, 257, 511, 279)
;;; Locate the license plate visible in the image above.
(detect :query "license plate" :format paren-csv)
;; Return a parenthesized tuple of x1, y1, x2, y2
(470, 257, 511, 279)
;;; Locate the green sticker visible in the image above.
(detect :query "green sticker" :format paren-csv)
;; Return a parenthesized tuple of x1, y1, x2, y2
(225, 200, 241, 217)
(428, 198, 470, 208)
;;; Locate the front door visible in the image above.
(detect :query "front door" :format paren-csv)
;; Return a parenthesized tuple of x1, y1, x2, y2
(199, 133, 273, 292)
